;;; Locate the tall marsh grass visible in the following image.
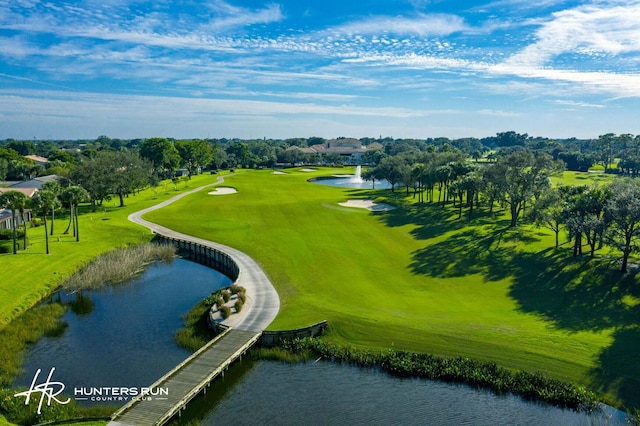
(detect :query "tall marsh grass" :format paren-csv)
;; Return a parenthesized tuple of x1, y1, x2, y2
(63, 243, 176, 291)
(0, 303, 67, 386)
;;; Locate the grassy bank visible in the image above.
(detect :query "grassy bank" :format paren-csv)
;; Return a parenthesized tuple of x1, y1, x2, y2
(277, 337, 600, 411)
(0, 173, 221, 330)
(144, 168, 639, 410)
(0, 303, 67, 386)
(0, 300, 114, 425)
(0, 174, 220, 425)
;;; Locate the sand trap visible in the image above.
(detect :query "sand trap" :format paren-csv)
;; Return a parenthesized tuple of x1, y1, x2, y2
(301, 168, 316, 172)
(339, 199, 395, 211)
(272, 171, 287, 175)
(208, 187, 238, 195)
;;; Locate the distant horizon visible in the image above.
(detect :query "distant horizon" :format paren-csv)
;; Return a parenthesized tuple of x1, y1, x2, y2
(1, 132, 629, 143)
(2, 1, 640, 140)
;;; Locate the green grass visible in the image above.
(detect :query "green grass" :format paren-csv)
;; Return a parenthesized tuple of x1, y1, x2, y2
(175, 298, 217, 352)
(0, 174, 222, 330)
(551, 170, 615, 186)
(0, 302, 67, 386)
(144, 167, 639, 410)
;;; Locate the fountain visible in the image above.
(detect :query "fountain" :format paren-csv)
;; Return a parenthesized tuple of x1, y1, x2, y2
(351, 165, 364, 184)
(311, 164, 392, 189)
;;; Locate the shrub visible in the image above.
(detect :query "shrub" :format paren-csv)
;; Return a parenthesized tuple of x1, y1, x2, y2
(215, 297, 225, 308)
(234, 300, 243, 313)
(280, 338, 600, 412)
(230, 284, 246, 294)
(237, 291, 247, 303)
(219, 305, 231, 319)
(0, 229, 24, 240)
(222, 290, 231, 303)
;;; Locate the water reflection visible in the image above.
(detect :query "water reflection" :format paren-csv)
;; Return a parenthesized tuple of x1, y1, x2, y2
(13, 259, 231, 402)
(172, 361, 627, 426)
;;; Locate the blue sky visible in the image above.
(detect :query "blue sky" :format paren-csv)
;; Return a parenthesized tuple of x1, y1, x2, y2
(1, 0, 639, 140)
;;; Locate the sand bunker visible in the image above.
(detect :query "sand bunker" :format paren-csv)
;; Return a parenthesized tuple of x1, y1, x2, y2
(272, 171, 287, 175)
(339, 199, 395, 211)
(301, 168, 316, 172)
(208, 187, 238, 195)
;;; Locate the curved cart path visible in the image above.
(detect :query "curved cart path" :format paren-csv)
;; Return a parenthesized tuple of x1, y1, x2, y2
(128, 178, 280, 332)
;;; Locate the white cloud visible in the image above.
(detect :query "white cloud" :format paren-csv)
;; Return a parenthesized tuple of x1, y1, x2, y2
(328, 13, 468, 37)
(554, 100, 605, 108)
(203, 2, 284, 32)
(504, 2, 640, 68)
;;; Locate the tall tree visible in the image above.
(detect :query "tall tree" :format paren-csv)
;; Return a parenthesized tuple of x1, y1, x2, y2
(70, 150, 151, 209)
(528, 187, 567, 249)
(372, 156, 405, 192)
(30, 190, 60, 254)
(109, 151, 152, 207)
(60, 186, 89, 242)
(175, 139, 214, 176)
(484, 151, 561, 227)
(139, 138, 180, 178)
(42, 181, 61, 235)
(0, 158, 8, 180)
(597, 133, 615, 170)
(0, 190, 29, 254)
(604, 179, 640, 273)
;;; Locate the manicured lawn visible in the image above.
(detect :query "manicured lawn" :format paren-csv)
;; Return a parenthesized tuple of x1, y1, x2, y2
(0, 174, 221, 330)
(145, 168, 639, 409)
(551, 170, 615, 186)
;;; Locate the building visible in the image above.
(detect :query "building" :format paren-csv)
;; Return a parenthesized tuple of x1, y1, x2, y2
(9, 175, 58, 190)
(287, 139, 383, 165)
(0, 208, 32, 230)
(24, 155, 49, 166)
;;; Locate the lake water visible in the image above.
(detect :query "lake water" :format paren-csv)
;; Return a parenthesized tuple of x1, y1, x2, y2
(171, 360, 627, 426)
(13, 258, 231, 395)
(312, 176, 393, 189)
(12, 259, 629, 425)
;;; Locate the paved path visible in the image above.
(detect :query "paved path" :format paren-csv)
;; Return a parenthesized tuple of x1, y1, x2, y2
(128, 178, 280, 332)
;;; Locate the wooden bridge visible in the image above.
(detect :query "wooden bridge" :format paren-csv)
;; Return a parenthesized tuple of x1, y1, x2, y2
(108, 328, 261, 426)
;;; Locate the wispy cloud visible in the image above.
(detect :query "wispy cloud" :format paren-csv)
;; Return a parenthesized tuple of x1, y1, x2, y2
(328, 13, 468, 36)
(203, 1, 285, 31)
(504, 2, 640, 68)
(554, 99, 605, 108)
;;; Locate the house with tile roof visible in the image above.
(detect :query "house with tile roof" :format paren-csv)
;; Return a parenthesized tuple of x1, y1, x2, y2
(286, 139, 383, 165)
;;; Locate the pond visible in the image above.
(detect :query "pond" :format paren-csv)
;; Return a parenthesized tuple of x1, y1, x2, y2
(312, 176, 393, 190)
(312, 166, 392, 189)
(13, 258, 232, 398)
(171, 360, 627, 426)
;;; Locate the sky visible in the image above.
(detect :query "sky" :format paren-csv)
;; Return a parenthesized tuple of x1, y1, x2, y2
(0, 0, 639, 141)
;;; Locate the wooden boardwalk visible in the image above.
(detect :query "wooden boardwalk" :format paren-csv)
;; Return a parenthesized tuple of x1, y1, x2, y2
(108, 328, 261, 426)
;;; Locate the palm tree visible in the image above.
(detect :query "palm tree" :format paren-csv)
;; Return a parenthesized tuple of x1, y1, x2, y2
(60, 186, 89, 242)
(30, 190, 60, 254)
(0, 190, 29, 254)
(42, 181, 61, 236)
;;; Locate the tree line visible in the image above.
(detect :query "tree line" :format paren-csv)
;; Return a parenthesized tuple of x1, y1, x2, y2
(364, 148, 640, 273)
(3, 133, 640, 269)
(3, 131, 640, 179)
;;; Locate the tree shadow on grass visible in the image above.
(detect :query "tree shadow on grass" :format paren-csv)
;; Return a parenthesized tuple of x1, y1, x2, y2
(588, 326, 640, 410)
(409, 220, 640, 408)
(506, 252, 639, 332)
(409, 225, 538, 279)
